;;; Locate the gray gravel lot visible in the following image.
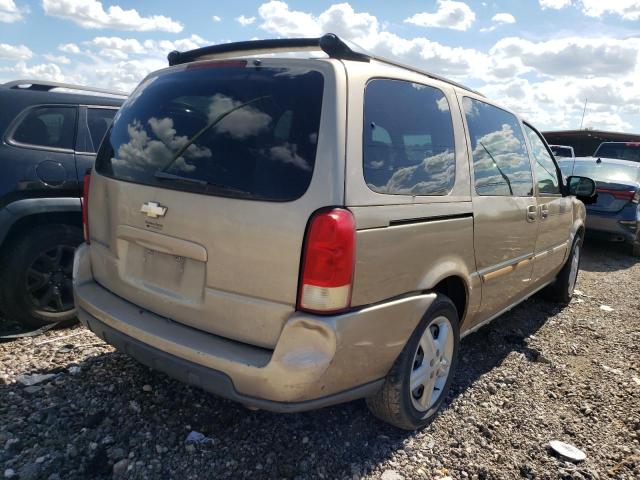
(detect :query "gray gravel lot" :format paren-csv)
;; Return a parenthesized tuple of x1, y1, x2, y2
(1, 238, 639, 479)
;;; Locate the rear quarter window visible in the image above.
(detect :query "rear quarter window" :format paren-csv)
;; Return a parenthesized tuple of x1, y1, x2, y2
(362, 79, 456, 196)
(96, 65, 324, 202)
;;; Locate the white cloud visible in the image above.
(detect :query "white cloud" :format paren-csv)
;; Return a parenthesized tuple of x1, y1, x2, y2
(0, 0, 23, 22)
(58, 42, 80, 54)
(582, 111, 632, 131)
(258, 1, 320, 36)
(43, 54, 71, 64)
(0, 61, 66, 82)
(580, 0, 640, 21)
(404, 0, 476, 31)
(492, 13, 515, 24)
(257, 1, 484, 76)
(490, 36, 640, 77)
(212, 15, 221, 22)
(0, 42, 33, 60)
(539, 0, 572, 9)
(42, 0, 183, 32)
(236, 14, 256, 26)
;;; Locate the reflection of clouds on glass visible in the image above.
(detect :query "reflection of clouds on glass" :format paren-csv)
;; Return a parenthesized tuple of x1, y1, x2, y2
(269, 142, 311, 171)
(114, 117, 211, 173)
(462, 97, 479, 117)
(436, 97, 450, 112)
(207, 94, 271, 139)
(370, 150, 455, 195)
(471, 123, 532, 196)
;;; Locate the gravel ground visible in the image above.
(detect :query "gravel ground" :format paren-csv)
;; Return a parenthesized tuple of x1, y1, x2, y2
(1, 238, 639, 480)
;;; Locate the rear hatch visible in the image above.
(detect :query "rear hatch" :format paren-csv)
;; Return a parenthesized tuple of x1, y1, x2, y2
(87, 58, 344, 349)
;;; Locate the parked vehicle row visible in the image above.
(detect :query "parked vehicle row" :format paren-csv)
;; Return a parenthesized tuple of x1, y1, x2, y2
(558, 142, 640, 256)
(0, 80, 125, 327)
(72, 34, 596, 429)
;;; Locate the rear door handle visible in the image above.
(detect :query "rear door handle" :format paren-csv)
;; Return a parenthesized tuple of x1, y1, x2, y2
(540, 204, 549, 219)
(526, 205, 538, 222)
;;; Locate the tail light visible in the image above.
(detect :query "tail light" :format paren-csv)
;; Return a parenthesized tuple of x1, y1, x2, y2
(82, 172, 91, 243)
(297, 208, 355, 314)
(596, 187, 637, 203)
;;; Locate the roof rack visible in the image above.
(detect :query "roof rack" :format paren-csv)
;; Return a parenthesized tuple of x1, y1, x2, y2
(2, 79, 128, 97)
(167, 33, 482, 96)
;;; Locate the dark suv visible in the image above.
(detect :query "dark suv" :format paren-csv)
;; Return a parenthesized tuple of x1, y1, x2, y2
(0, 79, 125, 327)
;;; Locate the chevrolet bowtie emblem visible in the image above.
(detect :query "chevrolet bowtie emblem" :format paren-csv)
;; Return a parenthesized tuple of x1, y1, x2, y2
(140, 202, 167, 219)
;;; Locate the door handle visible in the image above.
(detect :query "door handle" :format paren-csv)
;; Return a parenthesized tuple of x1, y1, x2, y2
(540, 204, 549, 219)
(526, 205, 538, 222)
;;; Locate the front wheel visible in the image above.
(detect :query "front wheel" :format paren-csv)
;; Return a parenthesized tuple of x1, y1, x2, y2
(546, 235, 582, 304)
(366, 294, 460, 430)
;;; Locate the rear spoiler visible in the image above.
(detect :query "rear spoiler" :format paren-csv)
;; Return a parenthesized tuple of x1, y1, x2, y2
(167, 34, 369, 66)
(166, 33, 483, 96)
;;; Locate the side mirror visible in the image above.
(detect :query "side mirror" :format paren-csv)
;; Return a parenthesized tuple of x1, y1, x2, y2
(567, 175, 597, 203)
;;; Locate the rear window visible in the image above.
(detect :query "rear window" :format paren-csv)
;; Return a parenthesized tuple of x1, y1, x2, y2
(550, 146, 573, 158)
(96, 64, 324, 201)
(594, 143, 640, 162)
(571, 162, 640, 185)
(12, 106, 77, 150)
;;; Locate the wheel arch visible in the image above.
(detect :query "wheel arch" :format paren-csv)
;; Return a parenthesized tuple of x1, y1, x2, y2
(0, 198, 81, 252)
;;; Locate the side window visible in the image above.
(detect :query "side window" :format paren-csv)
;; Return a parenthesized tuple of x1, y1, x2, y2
(87, 108, 117, 153)
(12, 106, 77, 150)
(524, 124, 561, 194)
(463, 97, 533, 197)
(363, 79, 456, 196)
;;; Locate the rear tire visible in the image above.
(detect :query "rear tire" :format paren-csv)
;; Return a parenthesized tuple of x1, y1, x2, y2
(0, 224, 82, 328)
(366, 294, 460, 430)
(545, 235, 582, 304)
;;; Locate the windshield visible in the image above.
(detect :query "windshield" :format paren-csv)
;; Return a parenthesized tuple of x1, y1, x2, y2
(96, 63, 324, 201)
(570, 161, 640, 185)
(593, 143, 640, 162)
(550, 146, 572, 158)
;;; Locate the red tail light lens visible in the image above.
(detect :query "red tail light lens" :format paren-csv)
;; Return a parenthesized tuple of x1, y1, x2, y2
(298, 208, 355, 314)
(82, 172, 91, 243)
(596, 187, 637, 202)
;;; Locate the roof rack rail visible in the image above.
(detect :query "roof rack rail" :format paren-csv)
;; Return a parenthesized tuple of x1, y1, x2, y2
(167, 33, 481, 97)
(2, 79, 128, 97)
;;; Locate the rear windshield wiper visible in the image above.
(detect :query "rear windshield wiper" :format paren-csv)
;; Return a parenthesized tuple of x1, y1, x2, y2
(156, 95, 271, 176)
(154, 171, 253, 198)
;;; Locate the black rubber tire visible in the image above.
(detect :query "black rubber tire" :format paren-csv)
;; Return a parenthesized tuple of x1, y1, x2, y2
(632, 243, 640, 258)
(366, 294, 460, 430)
(0, 224, 82, 328)
(545, 235, 583, 305)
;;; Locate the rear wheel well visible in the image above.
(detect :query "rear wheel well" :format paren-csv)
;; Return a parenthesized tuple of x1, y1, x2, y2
(1, 212, 82, 253)
(432, 276, 467, 321)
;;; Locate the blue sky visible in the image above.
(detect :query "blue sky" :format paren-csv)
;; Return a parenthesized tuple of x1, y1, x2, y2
(1, 0, 639, 132)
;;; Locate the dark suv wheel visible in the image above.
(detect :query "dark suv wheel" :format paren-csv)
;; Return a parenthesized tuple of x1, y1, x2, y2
(1, 224, 82, 328)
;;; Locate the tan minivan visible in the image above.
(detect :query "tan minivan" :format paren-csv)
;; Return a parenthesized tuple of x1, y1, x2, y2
(73, 34, 596, 429)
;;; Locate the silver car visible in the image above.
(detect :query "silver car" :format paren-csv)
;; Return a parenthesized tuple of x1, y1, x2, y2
(74, 34, 595, 429)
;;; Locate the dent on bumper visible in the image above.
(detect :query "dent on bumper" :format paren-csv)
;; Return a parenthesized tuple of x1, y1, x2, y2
(73, 243, 435, 407)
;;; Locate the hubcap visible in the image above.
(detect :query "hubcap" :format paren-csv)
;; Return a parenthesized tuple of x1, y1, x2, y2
(410, 315, 454, 412)
(568, 244, 580, 294)
(26, 245, 75, 313)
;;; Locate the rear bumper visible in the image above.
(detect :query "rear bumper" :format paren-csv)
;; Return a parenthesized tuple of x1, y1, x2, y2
(73, 243, 435, 410)
(585, 206, 639, 243)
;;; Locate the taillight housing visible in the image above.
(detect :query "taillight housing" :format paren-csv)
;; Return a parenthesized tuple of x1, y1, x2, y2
(82, 171, 91, 243)
(596, 187, 637, 202)
(297, 208, 356, 314)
